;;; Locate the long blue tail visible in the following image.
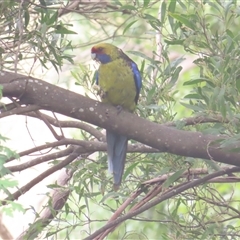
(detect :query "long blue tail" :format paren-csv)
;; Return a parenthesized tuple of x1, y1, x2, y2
(106, 130, 128, 190)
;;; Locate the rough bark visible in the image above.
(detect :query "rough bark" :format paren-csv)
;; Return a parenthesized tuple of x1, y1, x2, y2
(1, 71, 240, 167)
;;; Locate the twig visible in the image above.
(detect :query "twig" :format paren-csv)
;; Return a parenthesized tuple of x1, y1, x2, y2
(84, 167, 240, 239)
(6, 138, 159, 163)
(0, 104, 40, 118)
(142, 166, 240, 184)
(16, 164, 78, 240)
(24, 111, 105, 141)
(1, 147, 90, 205)
(52, 112, 65, 139)
(164, 115, 232, 127)
(7, 145, 75, 172)
(35, 110, 64, 140)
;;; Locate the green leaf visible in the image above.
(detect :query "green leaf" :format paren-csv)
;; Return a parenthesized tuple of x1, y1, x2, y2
(0, 178, 18, 188)
(226, 29, 234, 39)
(172, 198, 181, 217)
(123, 162, 139, 181)
(220, 135, 240, 148)
(128, 50, 161, 70)
(38, 58, 49, 70)
(0, 156, 11, 177)
(180, 102, 205, 111)
(144, 14, 162, 31)
(120, 5, 137, 11)
(207, 1, 221, 13)
(39, 0, 46, 6)
(100, 191, 125, 203)
(201, 159, 221, 172)
(123, 20, 138, 35)
(183, 78, 215, 87)
(165, 38, 185, 45)
(168, 0, 176, 12)
(24, 10, 30, 28)
(236, 78, 240, 92)
(143, 0, 150, 7)
(162, 169, 186, 188)
(55, 25, 77, 34)
(217, 86, 226, 118)
(113, 0, 122, 6)
(184, 94, 202, 99)
(64, 203, 70, 216)
(169, 66, 182, 88)
(0, 133, 9, 141)
(140, 59, 145, 73)
(161, 1, 167, 23)
(48, 11, 58, 25)
(2, 202, 24, 217)
(168, 12, 195, 30)
(0, 85, 2, 99)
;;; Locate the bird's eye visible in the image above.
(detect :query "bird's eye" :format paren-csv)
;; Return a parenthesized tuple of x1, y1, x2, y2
(98, 47, 104, 51)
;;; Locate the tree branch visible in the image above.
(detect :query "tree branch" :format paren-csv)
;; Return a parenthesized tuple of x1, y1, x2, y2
(1, 146, 90, 205)
(1, 71, 240, 167)
(165, 114, 231, 127)
(84, 167, 240, 239)
(0, 104, 40, 118)
(7, 145, 75, 172)
(24, 111, 105, 141)
(16, 165, 77, 240)
(0, 213, 13, 240)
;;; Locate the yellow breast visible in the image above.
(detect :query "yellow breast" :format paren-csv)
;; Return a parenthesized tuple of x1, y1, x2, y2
(98, 58, 137, 112)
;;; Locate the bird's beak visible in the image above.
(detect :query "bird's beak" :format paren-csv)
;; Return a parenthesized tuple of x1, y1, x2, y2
(91, 53, 96, 60)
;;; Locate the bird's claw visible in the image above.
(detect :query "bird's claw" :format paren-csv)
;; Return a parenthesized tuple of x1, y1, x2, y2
(116, 105, 123, 114)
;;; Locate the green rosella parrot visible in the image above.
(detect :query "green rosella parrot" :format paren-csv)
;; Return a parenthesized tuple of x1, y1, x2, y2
(91, 43, 142, 190)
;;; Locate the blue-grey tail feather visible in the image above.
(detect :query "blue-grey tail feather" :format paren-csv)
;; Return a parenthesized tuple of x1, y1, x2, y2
(106, 130, 128, 189)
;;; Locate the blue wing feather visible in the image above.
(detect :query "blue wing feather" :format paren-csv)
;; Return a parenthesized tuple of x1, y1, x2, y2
(118, 50, 142, 103)
(130, 61, 142, 104)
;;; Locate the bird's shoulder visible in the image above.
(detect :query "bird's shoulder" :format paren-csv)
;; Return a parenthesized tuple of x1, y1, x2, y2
(100, 55, 132, 71)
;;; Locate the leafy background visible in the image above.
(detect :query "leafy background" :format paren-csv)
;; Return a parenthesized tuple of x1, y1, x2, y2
(1, 0, 240, 239)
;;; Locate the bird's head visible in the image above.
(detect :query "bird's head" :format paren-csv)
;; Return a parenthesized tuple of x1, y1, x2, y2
(91, 43, 122, 64)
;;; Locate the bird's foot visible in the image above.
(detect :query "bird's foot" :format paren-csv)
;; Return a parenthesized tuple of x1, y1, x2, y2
(93, 85, 107, 100)
(116, 105, 123, 115)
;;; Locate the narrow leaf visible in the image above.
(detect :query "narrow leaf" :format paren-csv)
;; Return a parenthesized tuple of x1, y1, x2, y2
(123, 20, 138, 35)
(162, 169, 186, 188)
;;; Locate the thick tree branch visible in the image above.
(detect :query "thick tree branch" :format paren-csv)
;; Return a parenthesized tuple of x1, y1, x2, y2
(1, 71, 240, 168)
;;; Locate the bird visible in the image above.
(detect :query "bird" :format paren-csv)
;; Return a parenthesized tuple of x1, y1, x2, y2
(91, 43, 142, 190)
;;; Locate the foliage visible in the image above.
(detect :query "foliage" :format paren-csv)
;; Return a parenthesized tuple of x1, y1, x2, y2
(0, 134, 23, 217)
(1, 0, 240, 240)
